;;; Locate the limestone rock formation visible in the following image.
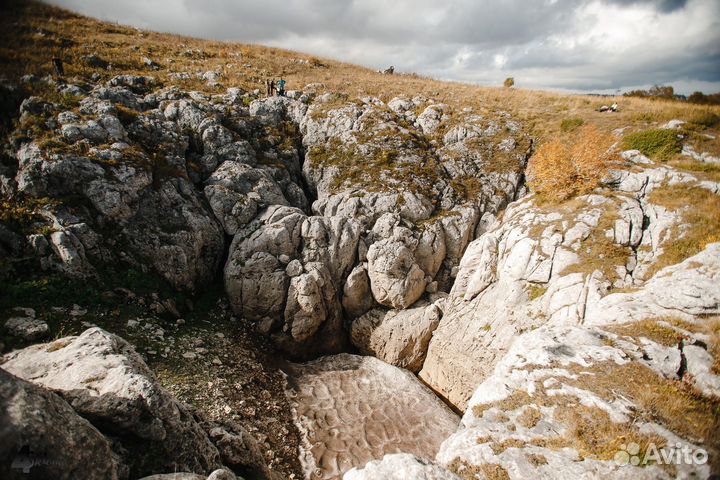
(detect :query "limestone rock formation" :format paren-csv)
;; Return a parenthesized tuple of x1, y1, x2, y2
(3, 308, 48, 341)
(585, 243, 720, 328)
(224, 206, 360, 356)
(420, 165, 718, 409)
(436, 321, 716, 479)
(285, 354, 459, 480)
(204, 161, 290, 235)
(2, 328, 223, 478)
(0, 368, 125, 480)
(341, 265, 376, 319)
(8, 76, 317, 294)
(5, 74, 533, 356)
(350, 301, 442, 372)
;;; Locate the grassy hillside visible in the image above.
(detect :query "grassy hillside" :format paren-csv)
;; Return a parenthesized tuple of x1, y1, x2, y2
(2, 0, 719, 151)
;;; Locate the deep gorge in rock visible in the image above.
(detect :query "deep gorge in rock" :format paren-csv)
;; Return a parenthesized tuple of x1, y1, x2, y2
(1, 3, 719, 479)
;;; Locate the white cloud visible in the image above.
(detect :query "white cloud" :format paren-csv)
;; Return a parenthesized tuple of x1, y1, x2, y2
(46, 0, 720, 94)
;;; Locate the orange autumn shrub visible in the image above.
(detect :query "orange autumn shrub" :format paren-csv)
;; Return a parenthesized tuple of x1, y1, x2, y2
(528, 125, 615, 202)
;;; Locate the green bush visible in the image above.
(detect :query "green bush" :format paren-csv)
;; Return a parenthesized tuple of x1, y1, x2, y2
(622, 129, 681, 160)
(560, 117, 584, 132)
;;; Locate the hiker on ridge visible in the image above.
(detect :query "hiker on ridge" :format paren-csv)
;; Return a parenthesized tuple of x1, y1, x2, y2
(278, 78, 286, 96)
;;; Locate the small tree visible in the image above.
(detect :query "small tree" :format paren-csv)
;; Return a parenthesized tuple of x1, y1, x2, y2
(504, 77, 514, 88)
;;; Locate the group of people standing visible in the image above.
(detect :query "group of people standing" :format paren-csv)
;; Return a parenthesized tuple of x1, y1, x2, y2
(266, 77, 286, 97)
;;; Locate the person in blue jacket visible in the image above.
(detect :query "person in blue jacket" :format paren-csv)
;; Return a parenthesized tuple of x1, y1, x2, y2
(278, 78, 286, 96)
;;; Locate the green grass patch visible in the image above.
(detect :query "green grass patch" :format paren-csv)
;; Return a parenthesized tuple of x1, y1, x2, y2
(622, 129, 682, 160)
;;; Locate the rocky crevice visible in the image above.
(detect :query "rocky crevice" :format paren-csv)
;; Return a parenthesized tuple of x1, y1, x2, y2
(1, 74, 536, 479)
(4, 73, 719, 480)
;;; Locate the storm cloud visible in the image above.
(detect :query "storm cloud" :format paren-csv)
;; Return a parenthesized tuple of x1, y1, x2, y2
(46, 0, 720, 94)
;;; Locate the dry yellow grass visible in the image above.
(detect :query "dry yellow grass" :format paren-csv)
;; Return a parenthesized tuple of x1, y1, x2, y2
(2, 0, 719, 147)
(517, 405, 543, 428)
(447, 459, 511, 480)
(607, 319, 681, 347)
(471, 357, 719, 470)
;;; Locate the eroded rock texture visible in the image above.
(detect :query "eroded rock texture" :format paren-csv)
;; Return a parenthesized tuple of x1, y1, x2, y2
(420, 166, 720, 409)
(345, 454, 460, 480)
(437, 319, 717, 479)
(285, 354, 459, 480)
(4, 74, 532, 356)
(221, 93, 530, 355)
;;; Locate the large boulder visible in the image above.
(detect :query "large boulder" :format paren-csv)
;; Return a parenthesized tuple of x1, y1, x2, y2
(204, 161, 289, 235)
(366, 239, 427, 309)
(0, 368, 125, 480)
(342, 265, 376, 319)
(3, 308, 48, 341)
(1, 328, 222, 478)
(350, 302, 442, 372)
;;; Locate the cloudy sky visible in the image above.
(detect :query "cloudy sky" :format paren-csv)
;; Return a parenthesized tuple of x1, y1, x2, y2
(47, 0, 720, 94)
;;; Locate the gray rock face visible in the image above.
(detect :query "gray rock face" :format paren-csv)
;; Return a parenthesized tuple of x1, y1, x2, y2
(350, 302, 442, 372)
(436, 323, 714, 480)
(224, 206, 360, 355)
(300, 96, 530, 321)
(285, 354, 459, 480)
(585, 243, 720, 325)
(249, 96, 308, 125)
(367, 239, 427, 309)
(3, 308, 48, 341)
(10, 78, 312, 294)
(0, 368, 125, 480)
(205, 161, 289, 235)
(123, 177, 224, 292)
(7, 77, 532, 358)
(14, 125, 222, 292)
(342, 265, 376, 319)
(420, 166, 713, 409)
(1, 328, 222, 477)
